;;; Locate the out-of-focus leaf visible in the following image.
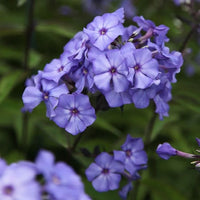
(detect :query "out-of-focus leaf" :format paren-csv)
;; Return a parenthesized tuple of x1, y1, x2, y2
(5, 150, 25, 163)
(0, 70, 25, 103)
(174, 95, 200, 114)
(152, 114, 178, 141)
(142, 178, 188, 200)
(17, 0, 27, 7)
(29, 50, 42, 68)
(0, 46, 23, 61)
(0, 62, 12, 74)
(38, 123, 68, 148)
(37, 23, 76, 38)
(94, 117, 122, 137)
(0, 25, 24, 37)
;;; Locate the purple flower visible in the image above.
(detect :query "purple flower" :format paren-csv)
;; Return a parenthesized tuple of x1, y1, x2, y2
(133, 16, 169, 44)
(104, 89, 132, 107)
(147, 40, 183, 83)
(0, 163, 41, 200)
(82, 0, 113, 15)
(119, 182, 133, 200)
(71, 60, 95, 93)
(42, 58, 71, 83)
(83, 8, 125, 51)
(52, 93, 96, 135)
(22, 76, 69, 118)
(85, 152, 124, 192)
(152, 75, 172, 119)
(63, 31, 89, 61)
(36, 150, 90, 200)
(120, 0, 136, 19)
(125, 48, 160, 89)
(0, 159, 7, 177)
(156, 142, 177, 160)
(130, 88, 152, 109)
(90, 49, 129, 92)
(114, 135, 148, 175)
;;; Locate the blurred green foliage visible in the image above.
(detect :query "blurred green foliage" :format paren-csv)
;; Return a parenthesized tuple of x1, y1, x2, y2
(0, 0, 200, 200)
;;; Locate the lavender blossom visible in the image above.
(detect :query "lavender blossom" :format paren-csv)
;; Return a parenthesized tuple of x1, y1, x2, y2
(35, 150, 90, 200)
(125, 48, 160, 89)
(83, 8, 125, 51)
(42, 58, 71, 83)
(52, 93, 96, 135)
(0, 163, 41, 200)
(22, 76, 69, 118)
(114, 135, 148, 175)
(63, 31, 89, 61)
(85, 152, 124, 192)
(91, 48, 129, 93)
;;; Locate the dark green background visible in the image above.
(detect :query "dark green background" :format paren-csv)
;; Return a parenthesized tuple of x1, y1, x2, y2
(0, 0, 200, 199)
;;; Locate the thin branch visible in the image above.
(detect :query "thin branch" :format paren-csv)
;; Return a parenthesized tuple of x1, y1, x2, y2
(179, 24, 198, 53)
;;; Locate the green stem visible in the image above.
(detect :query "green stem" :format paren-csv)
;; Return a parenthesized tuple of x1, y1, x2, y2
(179, 23, 199, 53)
(132, 109, 157, 200)
(71, 132, 84, 152)
(21, 0, 35, 151)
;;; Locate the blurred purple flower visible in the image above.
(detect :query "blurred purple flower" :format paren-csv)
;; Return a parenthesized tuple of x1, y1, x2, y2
(58, 5, 72, 16)
(82, 0, 113, 15)
(36, 150, 90, 200)
(120, 0, 136, 19)
(0, 163, 41, 200)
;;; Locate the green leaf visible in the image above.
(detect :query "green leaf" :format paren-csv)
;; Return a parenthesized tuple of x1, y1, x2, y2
(37, 23, 76, 38)
(94, 117, 122, 137)
(142, 178, 188, 200)
(17, 0, 27, 7)
(0, 70, 25, 103)
(38, 123, 69, 148)
(151, 114, 178, 141)
(29, 50, 42, 68)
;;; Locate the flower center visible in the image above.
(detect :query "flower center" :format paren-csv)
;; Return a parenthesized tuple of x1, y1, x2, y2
(52, 175, 61, 185)
(134, 64, 140, 71)
(58, 66, 64, 72)
(43, 91, 49, 100)
(71, 108, 79, 115)
(83, 67, 88, 75)
(110, 67, 117, 74)
(3, 185, 14, 196)
(99, 28, 107, 35)
(102, 168, 109, 174)
(126, 149, 132, 157)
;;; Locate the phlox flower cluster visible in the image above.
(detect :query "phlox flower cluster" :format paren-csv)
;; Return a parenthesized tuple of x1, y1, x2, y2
(22, 8, 183, 135)
(0, 150, 90, 200)
(85, 134, 147, 199)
